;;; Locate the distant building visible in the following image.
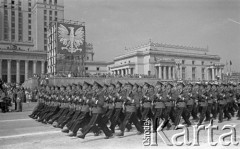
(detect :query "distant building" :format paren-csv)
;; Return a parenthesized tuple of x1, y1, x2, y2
(108, 41, 224, 81)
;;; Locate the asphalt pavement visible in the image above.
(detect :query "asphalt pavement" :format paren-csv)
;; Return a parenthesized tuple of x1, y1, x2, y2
(0, 104, 240, 149)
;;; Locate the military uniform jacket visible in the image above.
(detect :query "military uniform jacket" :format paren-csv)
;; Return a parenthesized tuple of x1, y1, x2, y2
(153, 89, 165, 108)
(114, 88, 126, 108)
(81, 90, 91, 112)
(176, 89, 187, 108)
(91, 90, 105, 114)
(124, 90, 137, 112)
(142, 90, 154, 108)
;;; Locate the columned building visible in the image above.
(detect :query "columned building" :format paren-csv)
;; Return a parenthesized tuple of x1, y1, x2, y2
(0, 49, 47, 83)
(109, 41, 224, 81)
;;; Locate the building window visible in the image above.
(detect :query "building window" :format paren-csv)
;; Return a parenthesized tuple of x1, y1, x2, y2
(54, 17, 57, 21)
(11, 11, 15, 15)
(12, 34, 15, 41)
(182, 67, 186, 80)
(28, 37, 31, 41)
(182, 60, 185, 64)
(49, 0, 52, 4)
(202, 68, 205, 80)
(85, 67, 88, 70)
(28, 31, 31, 35)
(44, 28, 47, 32)
(44, 40, 47, 44)
(192, 61, 195, 65)
(28, 25, 31, 29)
(44, 22, 47, 26)
(44, 46, 47, 51)
(55, 11, 57, 16)
(49, 10, 52, 15)
(28, 14, 31, 18)
(202, 61, 204, 65)
(96, 67, 100, 71)
(44, 0, 46, 4)
(192, 67, 196, 80)
(44, 10, 47, 15)
(54, 0, 57, 4)
(87, 57, 89, 60)
(49, 17, 52, 20)
(44, 16, 47, 20)
(28, 20, 31, 24)
(28, 2, 31, 6)
(28, 8, 31, 12)
(18, 12, 22, 18)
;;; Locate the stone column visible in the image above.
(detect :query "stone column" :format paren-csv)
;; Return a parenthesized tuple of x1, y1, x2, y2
(206, 68, 208, 81)
(7, 60, 11, 83)
(41, 61, 45, 74)
(172, 66, 175, 80)
(25, 60, 29, 81)
(212, 68, 215, 81)
(0, 59, 2, 79)
(159, 66, 162, 79)
(33, 61, 37, 75)
(168, 66, 171, 80)
(163, 66, 166, 80)
(219, 68, 222, 79)
(16, 60, 20, 84)
(179, 66, 183, 80)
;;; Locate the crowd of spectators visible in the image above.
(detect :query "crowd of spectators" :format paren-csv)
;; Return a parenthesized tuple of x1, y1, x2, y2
(51, 72, 156, 79)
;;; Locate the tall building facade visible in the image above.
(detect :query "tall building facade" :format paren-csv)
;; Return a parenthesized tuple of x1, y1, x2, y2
(32, 0, 64, 51)
(108, 41, 224, 81)
(0, 0, 64, 83)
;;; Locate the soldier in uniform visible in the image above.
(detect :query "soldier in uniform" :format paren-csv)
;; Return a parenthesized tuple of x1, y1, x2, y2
(66, 81, 92, 137)
(116, 82, 144, 136)
(205, 83, 214, 122)
(217, 83, 230, 123)
(105, 83, 116, 123)
(62, 83, 83, 132)
(173, 82, 191, 128)
(186, 83, 194, 120)
(152, 81, 165, 132)
(140, 82, 153, 125)
(78, 81, 113, 139)
(109, 81, 125, 133)
(197, 83, 208, 126)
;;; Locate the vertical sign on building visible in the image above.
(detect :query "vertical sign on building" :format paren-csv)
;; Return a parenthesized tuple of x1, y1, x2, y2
(47, 21, 86, 76)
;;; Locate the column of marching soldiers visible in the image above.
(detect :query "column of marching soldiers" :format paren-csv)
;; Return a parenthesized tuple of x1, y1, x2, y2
(29, 80, 240, 139)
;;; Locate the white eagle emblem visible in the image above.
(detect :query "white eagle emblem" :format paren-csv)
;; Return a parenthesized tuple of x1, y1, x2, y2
(58, 24, 84, 53)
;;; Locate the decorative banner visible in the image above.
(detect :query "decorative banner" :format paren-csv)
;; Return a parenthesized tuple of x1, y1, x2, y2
(57, 22, 85, 55)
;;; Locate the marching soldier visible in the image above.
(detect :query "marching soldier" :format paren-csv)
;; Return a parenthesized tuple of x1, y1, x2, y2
(173, 82, 191, 128)
(109, 81, 125, 133)
(140, 82, 153, 125)
(78, 81, 113, 139)
(205, 83, 214, 122)
(152, 81, 165, 132)
(116, 82, 143, 136)
(67, 82, 92, 137)
(197, 83, 208, 126)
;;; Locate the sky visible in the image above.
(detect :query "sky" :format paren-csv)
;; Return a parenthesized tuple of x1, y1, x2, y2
(64, 0, 240, 72)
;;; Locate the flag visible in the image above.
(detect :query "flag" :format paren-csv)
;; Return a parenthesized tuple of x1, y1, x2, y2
(230, 60, 232, 65)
